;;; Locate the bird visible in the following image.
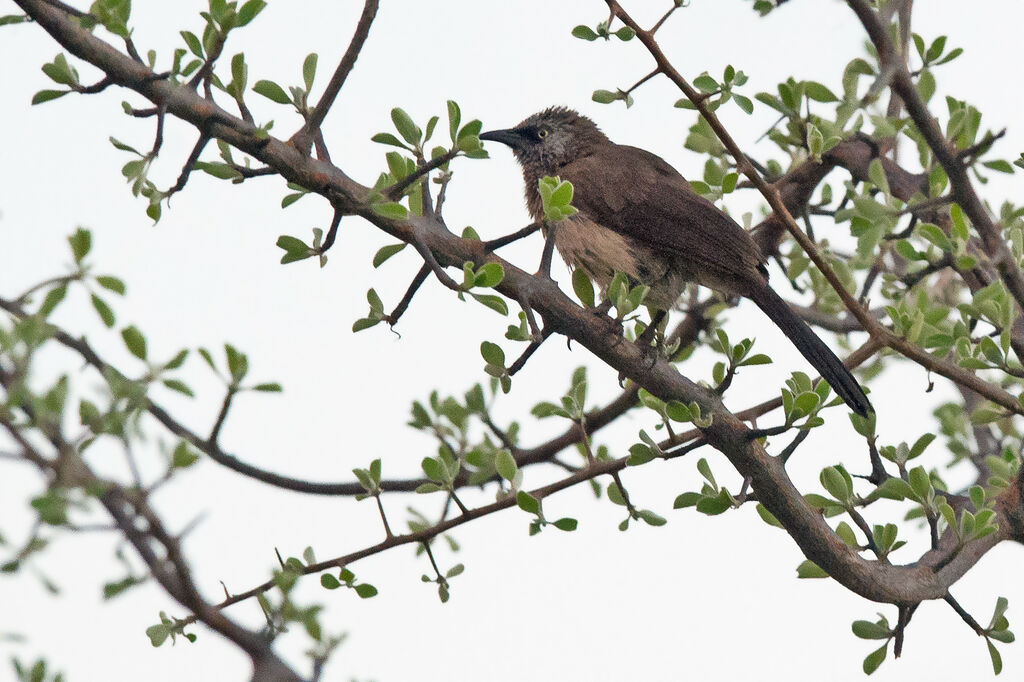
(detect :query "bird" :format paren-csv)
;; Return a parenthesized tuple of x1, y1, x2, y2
(479, 106, 872, 416)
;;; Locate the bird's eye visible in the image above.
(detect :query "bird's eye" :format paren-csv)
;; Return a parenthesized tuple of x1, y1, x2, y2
(537, 129, 548, 139)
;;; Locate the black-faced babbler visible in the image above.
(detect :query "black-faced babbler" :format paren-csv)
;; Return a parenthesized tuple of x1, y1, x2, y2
(480, 107, 871, 416)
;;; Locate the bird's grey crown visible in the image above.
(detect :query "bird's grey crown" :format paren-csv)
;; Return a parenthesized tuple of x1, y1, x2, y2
(515, 106, 603, 135)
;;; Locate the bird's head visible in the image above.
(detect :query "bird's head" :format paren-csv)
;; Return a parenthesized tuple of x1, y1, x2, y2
(480, 107, 609, 175)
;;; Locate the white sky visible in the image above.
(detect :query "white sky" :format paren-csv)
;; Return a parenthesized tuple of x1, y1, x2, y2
(2, 1, 1024, 680)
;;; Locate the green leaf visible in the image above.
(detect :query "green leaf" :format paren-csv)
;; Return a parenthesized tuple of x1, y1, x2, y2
(755, 503, 783, 527)
(637, 509, 666, 526)
(162, 378, 194, 397)
(516, 491, 540, 514)
(987, 638, 1002, 675)
(180, 30, 203, 57)
(145, 623, 171, 647)
(95, 275, 126, 295)
(236, 0, 266, 26)
(91, 294, 115, 327)
(446, 100, 462, 143)
(391, 107, 422, 145)
(863, 643, 888, 675)
(194, 161, 241, 180)
(32, 89, 70, 105)
(253, 382, 282, 392)
(320, 574, 340, 589)
(120, 325, 147, 360)
(614, 26, 635, 41)
(371, 202, 409, 220)
(552, 517, 578, 531)
(480, 341, 505, 368)
(302, 52, 317, 92)
(804, 81, 839, 102)
(733, 93, 754, 114)
(371, 132, 406, 148)
(354, 583, 378, 598)
(819, 466, 851, 505)
(224, 343, 249, 383)
(370, 243, 406, 269)
(276, 235, 312, 264)
(796, 560, 828, 579)
(38, 284, 67, 318)
(571, 25, 598, 40)
(172, 442, 199, 467)
(471, 293, 508, 316)
(69, 227, 92, 262)
(474, 263, 504, 288)
(592, 89, 619, 104)
(252, 79, 291, 104)
(852, 620, 890, 640)
(572, 269, 595, 308)
(494, 450, 517, 481)
(673, 492, 701, 509)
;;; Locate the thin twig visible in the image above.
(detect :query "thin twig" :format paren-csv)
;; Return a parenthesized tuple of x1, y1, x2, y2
(290, 0, 379, 153)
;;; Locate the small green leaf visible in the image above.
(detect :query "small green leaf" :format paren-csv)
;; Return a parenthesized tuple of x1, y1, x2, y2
(302, 52, 317, 91)
(552, 517, 578, 531)
(121, 325, 147, 360)
(796, 560, 828, 579)
(471, 293, 508, 316)
(145, 623, 171, 647)
(495, 450, 518, 481)
(852, 620, 890, 640)
(252, 80, 291, 104)
(354, 583, 378, 598)
(863, 643, 888, 675)
(91, 294, 115, 327)
(236, 0, 267, 26)
(391, 107, 422, 146)
(371, 202, 409, 220)
(571, 25, 598, 41)
(987, 638, 1003, 675)
(96, 276, 126, 295)
(480, 341, 505, 368)
(516, 491, 540, 515)
(69, 227, 92, 262)
(804, 81, 839, 102)
(572, 269, 595, 307)
(373, 242, 406, 267)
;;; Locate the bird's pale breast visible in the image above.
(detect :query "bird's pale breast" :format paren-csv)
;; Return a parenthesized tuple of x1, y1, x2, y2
(554, 215, 688, 310)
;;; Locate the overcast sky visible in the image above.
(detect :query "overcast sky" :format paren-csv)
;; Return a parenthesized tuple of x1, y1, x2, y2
(2, 1, 1024, 680)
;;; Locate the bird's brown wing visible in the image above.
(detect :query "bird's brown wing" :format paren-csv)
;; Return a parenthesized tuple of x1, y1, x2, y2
(559, 144, 766, 294)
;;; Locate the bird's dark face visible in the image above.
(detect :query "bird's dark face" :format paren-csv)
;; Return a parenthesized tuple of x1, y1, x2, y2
(480, 107, 609, 176)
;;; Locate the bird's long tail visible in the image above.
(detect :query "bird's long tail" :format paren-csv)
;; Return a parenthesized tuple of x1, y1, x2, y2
(748, 284, 872, 416)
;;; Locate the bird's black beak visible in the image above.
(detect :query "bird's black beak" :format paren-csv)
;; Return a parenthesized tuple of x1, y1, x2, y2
(479, 128, 523, 149)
